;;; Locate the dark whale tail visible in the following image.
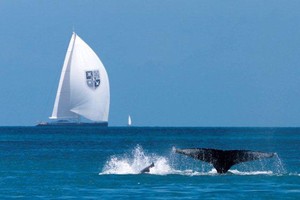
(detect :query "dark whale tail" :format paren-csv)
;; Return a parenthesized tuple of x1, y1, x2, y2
(175, 148, 275, 174)
(140, 162, 155, 174)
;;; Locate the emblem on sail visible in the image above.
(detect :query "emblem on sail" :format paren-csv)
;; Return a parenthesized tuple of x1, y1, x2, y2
(86, 70, 100, 89)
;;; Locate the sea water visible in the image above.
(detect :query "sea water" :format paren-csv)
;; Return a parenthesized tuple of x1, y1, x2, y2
(0, 127, 299, 199)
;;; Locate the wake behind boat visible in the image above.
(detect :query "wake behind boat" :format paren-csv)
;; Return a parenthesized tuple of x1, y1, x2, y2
(37, 32, 110, 126)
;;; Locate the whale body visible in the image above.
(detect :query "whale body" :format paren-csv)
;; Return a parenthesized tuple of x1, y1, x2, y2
(175, 148, 274, 174)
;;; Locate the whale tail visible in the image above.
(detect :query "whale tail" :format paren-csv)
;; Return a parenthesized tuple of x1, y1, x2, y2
(175, 148, 275, 173)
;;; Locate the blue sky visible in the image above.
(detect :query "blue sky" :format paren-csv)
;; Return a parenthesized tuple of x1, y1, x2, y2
(1, 0, 300, 126)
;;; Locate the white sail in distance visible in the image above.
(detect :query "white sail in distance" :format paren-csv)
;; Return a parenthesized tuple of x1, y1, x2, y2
(128, 115, 132, 126)
(50, 32, 110, 123)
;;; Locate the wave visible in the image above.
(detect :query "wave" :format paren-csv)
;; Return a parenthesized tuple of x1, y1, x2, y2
(99, 145, 286, 176)
(228, 169, 273, 175)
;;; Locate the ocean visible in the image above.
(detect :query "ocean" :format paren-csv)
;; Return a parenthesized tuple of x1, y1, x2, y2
(0, 127, 299, 199)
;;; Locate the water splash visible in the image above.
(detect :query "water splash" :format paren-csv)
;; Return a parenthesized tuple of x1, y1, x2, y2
(273, 153, 286, 174)
(100, 145, 173, 175)
(100, 146, 286, 176)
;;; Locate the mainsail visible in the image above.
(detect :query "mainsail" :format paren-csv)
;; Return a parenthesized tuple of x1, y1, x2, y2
(50, 32, 110, 123)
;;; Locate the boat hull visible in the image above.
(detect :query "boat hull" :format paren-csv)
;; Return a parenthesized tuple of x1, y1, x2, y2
(36, 122, 108, 127)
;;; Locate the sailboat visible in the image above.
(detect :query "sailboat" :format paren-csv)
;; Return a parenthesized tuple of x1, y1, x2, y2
(128, 115, 132, 126)
(38, 32, 110, 126)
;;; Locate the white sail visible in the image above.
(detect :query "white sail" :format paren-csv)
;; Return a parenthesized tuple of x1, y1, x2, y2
(128, 115, 132, 126)
(50, 32, 110, 123)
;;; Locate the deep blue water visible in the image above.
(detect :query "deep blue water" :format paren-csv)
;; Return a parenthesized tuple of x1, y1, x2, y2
(0, 127, 299, 199)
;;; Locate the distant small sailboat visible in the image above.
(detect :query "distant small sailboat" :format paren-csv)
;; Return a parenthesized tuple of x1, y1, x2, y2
(128, 115, 132, 126)
(38, 32, 110, 126)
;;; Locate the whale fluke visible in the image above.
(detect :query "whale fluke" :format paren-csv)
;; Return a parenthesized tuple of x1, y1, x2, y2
(140, 162, 155, 174)
(175, 148, 274, 174)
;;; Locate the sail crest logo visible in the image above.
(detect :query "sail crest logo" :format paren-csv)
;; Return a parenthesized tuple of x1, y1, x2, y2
(86, 70, 100, 89)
